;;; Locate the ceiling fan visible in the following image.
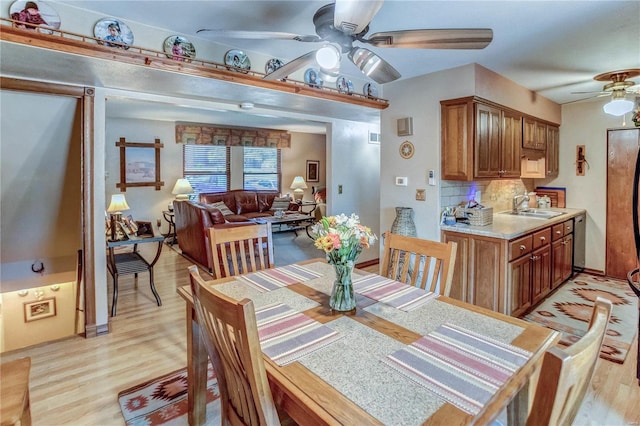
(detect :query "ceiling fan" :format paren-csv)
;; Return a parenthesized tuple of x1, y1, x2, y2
(571, 69, 640, 116)
(197, 0, 493, 84)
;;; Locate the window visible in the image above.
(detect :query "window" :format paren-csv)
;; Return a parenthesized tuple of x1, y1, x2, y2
(243, 147, 281, 191)
(183, 145, 229, 194)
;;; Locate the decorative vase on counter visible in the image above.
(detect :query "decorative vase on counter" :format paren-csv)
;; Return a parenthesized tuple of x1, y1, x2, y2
(391, 207, 417, 237)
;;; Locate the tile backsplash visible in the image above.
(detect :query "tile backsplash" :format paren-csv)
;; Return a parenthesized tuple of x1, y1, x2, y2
(441, 179, 535, 212)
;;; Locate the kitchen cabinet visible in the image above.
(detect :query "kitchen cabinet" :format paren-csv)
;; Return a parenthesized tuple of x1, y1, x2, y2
(551, 219, 574, 289)
(546, 124, 560, 177)
(523, 117, 547, 151)
(441, 97, 522, 181)
(441, 232, 503, 312)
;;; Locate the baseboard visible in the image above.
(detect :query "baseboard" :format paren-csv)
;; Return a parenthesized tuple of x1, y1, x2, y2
(85, 322, 110, 338)
(356, 258, 379, 269)
(575, 267, 605, 276)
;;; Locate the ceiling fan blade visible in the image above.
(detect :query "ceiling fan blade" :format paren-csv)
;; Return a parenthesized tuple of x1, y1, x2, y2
(263, 50, 317, 81)
(366, 29, 493, 49)
(349, 47, 401, 84)
(334, 0, 384, 35)
(196, 29, 321, 43)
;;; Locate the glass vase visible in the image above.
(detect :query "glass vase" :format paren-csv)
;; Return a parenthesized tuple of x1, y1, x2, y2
(330, 262, 356, 311)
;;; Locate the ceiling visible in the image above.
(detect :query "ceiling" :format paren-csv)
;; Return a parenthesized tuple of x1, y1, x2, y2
(58, 0, 640, 106)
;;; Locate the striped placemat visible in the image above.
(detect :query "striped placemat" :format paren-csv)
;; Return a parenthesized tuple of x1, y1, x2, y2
(353, 275, 438, 311)
(256, 303, 343, 366)
(238, 264, 323, 292)
(384, 324, 532, 415)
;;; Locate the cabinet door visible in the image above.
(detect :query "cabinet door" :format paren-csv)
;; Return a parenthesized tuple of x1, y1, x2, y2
(551, 238, 565, 289)
(562, 234, 574, 281)
(509, 254, 532, 317)
(442, 232, 469, 302)
(546, 125, 559, 177)
(501, 110, 522, 178)
(469, 237, 502, 311)
(531, 245, 551, 304)
(534, 121, 547, 150)
(523, 117, 537, 150)
(474, 103, 502, 178)
(441, 100, 473, 181)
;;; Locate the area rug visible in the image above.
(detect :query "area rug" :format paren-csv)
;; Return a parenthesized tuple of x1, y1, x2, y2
(118, 365, 221, 426)
(523, 273, 638, 364)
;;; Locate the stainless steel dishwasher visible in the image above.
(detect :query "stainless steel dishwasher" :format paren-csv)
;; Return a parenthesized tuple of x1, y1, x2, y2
(573, 213, 586, 274)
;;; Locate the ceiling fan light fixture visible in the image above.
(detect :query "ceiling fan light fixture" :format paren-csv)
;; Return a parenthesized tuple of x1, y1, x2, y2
(603, 99, 634, 116)
(315, 45, 341, 70)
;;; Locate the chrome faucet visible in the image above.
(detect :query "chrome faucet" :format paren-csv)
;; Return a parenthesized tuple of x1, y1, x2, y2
(512, 193, 530, 213)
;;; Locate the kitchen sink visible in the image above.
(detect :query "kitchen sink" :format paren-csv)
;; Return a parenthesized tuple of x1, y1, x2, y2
(499, 209, 566, 219)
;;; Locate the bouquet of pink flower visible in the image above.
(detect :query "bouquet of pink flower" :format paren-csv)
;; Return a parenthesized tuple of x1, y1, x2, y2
(311, 214, 377, 265)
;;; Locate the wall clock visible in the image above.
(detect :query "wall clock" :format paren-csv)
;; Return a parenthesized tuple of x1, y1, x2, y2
(399, 141, 414, 159)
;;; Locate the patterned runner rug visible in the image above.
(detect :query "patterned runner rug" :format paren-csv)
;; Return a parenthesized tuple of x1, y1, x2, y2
(523, 273, 638, 364)
(118, 365, 220, 425)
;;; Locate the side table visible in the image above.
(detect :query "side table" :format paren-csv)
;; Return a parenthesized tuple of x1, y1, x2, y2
(162, 210, 177, 246)
(106, 233, 163, 316)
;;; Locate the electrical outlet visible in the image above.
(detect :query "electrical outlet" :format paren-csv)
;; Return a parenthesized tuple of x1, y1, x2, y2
(338, 184, 343, 194)
(156, 218, 162, 228)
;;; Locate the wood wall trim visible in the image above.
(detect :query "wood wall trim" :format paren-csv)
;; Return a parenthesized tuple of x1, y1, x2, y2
(0, 23, 389, 110)
(2, 77, 98, 338)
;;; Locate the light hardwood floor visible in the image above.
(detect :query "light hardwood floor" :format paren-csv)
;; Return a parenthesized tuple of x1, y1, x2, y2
(1, 246, 639, 425)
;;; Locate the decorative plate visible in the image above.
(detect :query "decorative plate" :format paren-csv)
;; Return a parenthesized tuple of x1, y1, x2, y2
(363, 82, 378, 98)
(94, 17, 134, 49)
(163, 35, 196, 62)
(9, 1, 61, 33)
(304, 68, 323, 88)
(265, 58, 285, 75)
(336, 76, 354, 94)
(399, 141, 414, 159)
(224, 49, 251, 72)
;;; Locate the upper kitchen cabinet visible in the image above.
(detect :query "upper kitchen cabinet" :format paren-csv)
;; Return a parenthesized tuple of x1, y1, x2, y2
(523, 117, 547, 151)
(546, 124, 560, 177)
(441, 97, 521, 181)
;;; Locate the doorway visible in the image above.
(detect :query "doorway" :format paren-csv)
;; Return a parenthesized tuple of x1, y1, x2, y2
(606, 128, 640, 279)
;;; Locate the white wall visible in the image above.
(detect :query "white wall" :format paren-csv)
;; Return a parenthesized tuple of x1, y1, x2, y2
(282, 132, 326, 201)
(537, 98, 634, 272)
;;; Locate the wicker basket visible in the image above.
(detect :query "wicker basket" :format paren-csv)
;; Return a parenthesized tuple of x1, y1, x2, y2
(458, 207, 493, 226)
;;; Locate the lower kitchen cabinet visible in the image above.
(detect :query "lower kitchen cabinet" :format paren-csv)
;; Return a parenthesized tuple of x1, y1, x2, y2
(443, 218, 572, 317)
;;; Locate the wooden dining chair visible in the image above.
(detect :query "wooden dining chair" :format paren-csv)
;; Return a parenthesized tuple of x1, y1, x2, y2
(526, 297, 612, 426)
(0, 357, 32, 426)
(208, 223, 274, 279)
(188, 265, 284, 426)
(381, 232, 457, 296)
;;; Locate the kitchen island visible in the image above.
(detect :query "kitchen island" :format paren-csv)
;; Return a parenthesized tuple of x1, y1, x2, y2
(441, 208, 586, 317)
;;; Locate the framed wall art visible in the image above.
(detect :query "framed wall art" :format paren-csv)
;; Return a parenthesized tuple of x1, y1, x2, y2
(24, 297, 56, 322)
(116, 137, 164, 191)
(306, 160, 320, 182)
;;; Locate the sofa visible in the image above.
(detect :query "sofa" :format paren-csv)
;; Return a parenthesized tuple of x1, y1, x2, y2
(199, 190, 298, 222)
(174, 191, 298, 272)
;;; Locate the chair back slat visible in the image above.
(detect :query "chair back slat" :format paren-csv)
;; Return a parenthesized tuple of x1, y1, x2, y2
(188, 265, 281, 426)
(209, 224, 274, 279)
(527, 297, 612, 426)
(381, 232, 457, 296)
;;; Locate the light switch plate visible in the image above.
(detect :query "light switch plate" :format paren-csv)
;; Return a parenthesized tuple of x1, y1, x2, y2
(428, 170, 436, 186)
(395, 176, 408, 186)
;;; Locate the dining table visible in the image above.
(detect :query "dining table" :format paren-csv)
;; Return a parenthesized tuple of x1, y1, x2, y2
(177, 259, 560, 425)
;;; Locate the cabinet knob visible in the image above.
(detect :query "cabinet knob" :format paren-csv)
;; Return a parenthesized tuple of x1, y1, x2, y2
(540, 236, 546, 242)
(556, 230, 562, 235)
(520, 245, 526, 250)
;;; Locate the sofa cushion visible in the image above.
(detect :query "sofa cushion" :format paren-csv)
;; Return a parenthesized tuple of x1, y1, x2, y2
(256, 192, 278, 212)
(225, 214, 251, 222)
(235, 192, 259, 214)
(201, 193, 237, 214)
(270, 196, 291, 211)
(208, 201, 234, 216)
(204, 207, 226, 224)
(243, 212, 272, 219)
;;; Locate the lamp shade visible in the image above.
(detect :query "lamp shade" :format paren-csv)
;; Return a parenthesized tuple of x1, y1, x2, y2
(603, 99, 634, 116)
(290, 176, 308, 191)
(172, 178, 194, 200)
(107, 194, 130, 213)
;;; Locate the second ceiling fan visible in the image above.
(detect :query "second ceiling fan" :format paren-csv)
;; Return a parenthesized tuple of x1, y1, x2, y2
(198, 0, 493, 84)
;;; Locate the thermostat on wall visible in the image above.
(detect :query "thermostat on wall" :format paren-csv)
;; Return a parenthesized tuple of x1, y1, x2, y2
(395, 176, 408, 186)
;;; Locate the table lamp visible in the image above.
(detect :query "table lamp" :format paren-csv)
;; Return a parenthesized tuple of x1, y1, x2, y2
(290, 176, 307, 202)
(172, 178, 194, 200)
(107, 194, 130, 241)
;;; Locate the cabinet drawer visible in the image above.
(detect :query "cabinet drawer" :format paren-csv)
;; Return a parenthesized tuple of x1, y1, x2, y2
(552, 223, 565, 241)
(509, 235, 533, 260)
(563, 219, 573, 235)
(532, 228, 551, 249)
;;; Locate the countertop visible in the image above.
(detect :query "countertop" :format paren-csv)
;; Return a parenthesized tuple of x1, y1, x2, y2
(440, 208, 586, 240)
